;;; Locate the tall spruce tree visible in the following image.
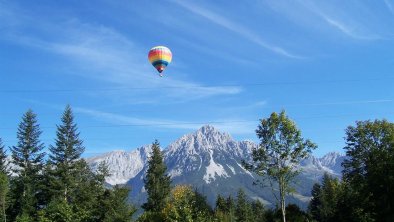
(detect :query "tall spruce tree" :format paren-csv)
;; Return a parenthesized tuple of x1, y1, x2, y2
(215, 195, 227, 213)
(0, 172, 8, 222)
(235, 189, 253, 222)
(251, 200, 266, 222)
(308, 173, 341, 222)
(0, 139, 8, 222)
(142, 140, 171, 213)
(243, 111, 317, 222)
(9, 109, 45, 219)
(0, 139, 7, 175)
(48, 105, 84, 202)
(308, 183, 322, 221)
(226, 195, 236, 222)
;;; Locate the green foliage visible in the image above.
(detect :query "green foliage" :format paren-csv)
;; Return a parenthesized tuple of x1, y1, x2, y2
(215, 195, 227, 212)
(5, 106, 136, 222)
(283, 204, 309, 222)
(214, 195, 236, 222)
(9, 109, 46, 219)
(0, 139, 8, 175)
(308, 173, 341, 222)
(39, 151, 135, 222)
(15, 213, 32, 222)
(162, 185, 212, 222)
(37, 199, 75, 222)
(335, 182, 375, 222)
(142, 140, 171, 213)
(0, 172, 8, 222)
(96, 185, 136, 222)
(251, 200, 266, 222)
(243, 111, 317, 222)
(137, 211, 165, 222)
(225, 195, 236, 220)
(342, 119, 394, 221)
(48, 105, 85, 202)
(308, 183, 322, 221)
(214, 192, 266, 222)
(235, 189, 253, 222)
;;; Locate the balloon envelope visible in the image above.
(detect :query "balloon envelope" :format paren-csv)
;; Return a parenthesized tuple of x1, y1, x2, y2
(148, 46, 172, 76)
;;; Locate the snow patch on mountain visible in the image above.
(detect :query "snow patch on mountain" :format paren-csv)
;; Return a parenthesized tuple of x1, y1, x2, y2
(168, 168, 183, 178)
(203, 150, 229, 183)
(236, 162, 254, 178)
(228, 165, 235, 174)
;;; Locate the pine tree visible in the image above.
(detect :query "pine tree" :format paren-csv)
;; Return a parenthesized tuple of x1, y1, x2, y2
(9, 110, 45, 219)
(96, 185, 136, 222)
(226, 195, 236, 222)
(0, 172, 8, 222)
(215, 195, 227, 212)
(308, 183, 322, 221)
(252, 200, 266, 222)
(243, 111, 317, 222)
(214, 195, 230, 222)
(142, 140, 171, 213)
(0, 139, 8, 175)
(284, 204, 309, 222)
(48, 105, 85, 202)
(320, 173, 340, 221)
(308, 173, 342, 222)
(71, 159, 101, 219)
(235, 189, 253, 222)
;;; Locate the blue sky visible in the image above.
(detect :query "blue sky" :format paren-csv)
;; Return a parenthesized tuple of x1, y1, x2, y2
(0, 0, 393, 157)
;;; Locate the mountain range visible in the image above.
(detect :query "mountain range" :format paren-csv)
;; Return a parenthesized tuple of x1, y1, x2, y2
(86, 125, 346, 209)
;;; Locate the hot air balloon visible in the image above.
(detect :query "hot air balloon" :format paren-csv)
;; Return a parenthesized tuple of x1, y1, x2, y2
(148, 46, 172, 77)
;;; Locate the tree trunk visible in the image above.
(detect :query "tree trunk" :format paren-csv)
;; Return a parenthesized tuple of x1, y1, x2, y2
(279, 177, 286, 222)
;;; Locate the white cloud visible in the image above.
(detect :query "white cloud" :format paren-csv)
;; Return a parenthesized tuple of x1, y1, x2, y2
(0, 8, 242, 103)
(74, 106, 256, 135)
(263, 0, 385, 40)
(316, 11, 381, 40)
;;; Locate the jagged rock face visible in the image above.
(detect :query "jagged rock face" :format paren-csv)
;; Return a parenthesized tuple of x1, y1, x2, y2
(86, 145, 152, 185)
(165, 125, 253, 183)
(319, 152, 346, 175)
(86, 125, 346, 208)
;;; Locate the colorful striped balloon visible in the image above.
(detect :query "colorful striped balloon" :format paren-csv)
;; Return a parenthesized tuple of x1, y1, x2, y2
(148, 46, 172, 77)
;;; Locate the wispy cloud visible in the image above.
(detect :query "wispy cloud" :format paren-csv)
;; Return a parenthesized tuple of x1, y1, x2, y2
(312, 10, 381, 40)
(0, 5, 242, 104)
(385, 0, 394, 14)
(263, 0, 385, 41)
(74, 106, 255, 134)
(171, 0, 302, 59)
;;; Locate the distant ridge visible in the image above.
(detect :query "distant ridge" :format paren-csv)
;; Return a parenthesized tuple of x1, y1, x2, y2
(86, 125, 345, 208)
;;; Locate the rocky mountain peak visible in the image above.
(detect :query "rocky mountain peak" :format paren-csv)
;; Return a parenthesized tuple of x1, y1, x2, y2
(320, 152, 343, 165)
(166, 125, 235, 155)
(195, 125, 233, 145)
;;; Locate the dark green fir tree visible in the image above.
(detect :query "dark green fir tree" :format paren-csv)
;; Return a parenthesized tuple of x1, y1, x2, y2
(9, 109, 45, 220)
(142, 140, 171, 213)
(0, 138, 8, 175)
(48, 105, 85, 202)
(308, 183, 322, 221)
(235, 189, 253, 222)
